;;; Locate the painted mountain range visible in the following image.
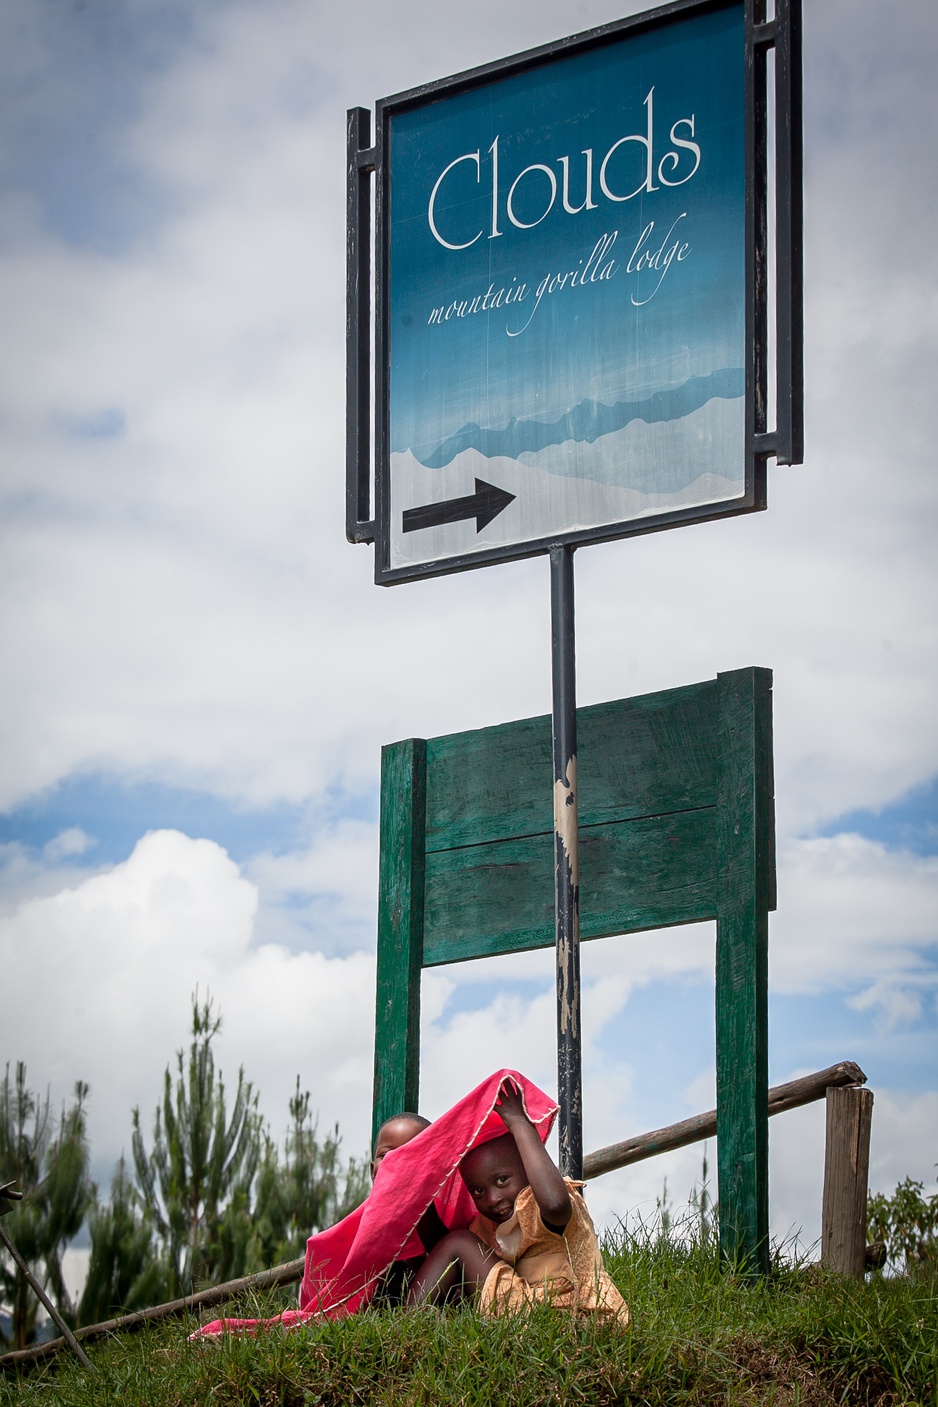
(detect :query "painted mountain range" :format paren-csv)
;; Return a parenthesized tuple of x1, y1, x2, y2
(409, 367, 745, 470)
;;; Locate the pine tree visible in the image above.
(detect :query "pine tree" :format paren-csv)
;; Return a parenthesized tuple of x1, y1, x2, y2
(131, 993, 262, 1296)
(4, 1005, 370, 1330)
(277, 1080, 369, 1250)
(0, 1064, 92, 1349)
(249, 1079, 370, 1268)
(77, 1157, 167, 1324)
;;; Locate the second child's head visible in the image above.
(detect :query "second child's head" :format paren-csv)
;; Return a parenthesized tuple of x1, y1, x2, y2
(460, 1133, 530, 1224)
(371, 1113, 430, 1181)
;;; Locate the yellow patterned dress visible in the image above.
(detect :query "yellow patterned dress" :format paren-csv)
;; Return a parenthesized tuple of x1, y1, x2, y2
(470, 1179, 629, 1326)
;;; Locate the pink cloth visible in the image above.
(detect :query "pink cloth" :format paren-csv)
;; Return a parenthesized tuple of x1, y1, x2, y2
(196, 1069, 556, 1335)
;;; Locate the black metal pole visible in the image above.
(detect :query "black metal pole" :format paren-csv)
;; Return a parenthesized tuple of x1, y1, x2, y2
(550, 544, 582, 1179)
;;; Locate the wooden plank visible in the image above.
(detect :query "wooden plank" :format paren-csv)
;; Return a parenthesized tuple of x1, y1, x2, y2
(578, 681, 720, 829)
(821, 1085, 874, 1277)
(372, 738, 426, 1144)
(423, 809, 717, 966)
(762, 1060, 866, 1115)
(426, 713, 552, 852)
(583, 1061, 867, 1179)
(714, 667, 772, 1273)
(423, 681, 721, 852)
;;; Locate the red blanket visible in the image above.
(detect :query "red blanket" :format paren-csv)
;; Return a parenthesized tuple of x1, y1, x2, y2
(196, 1069, 556, 1334)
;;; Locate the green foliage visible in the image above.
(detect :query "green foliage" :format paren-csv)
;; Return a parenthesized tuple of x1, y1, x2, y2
(3, 1222, 935, 1406)
(250, 1079, 370, 1268)
(868, 1171, 938, 1273)
(130, 994, 264, 1297)
(653, 1175, 672, 1236)
(77, 1158, 167, 1326)
(4, 994, 369, 1338)
(0, 1065, 92, 1350)
(687, 1141, 715, 1245)
(125, 991, 369, 1306)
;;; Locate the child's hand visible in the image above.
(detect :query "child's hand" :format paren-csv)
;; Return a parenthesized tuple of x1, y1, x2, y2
(494, 1078, 572, 1231)
(494, 1080, 529, 1130)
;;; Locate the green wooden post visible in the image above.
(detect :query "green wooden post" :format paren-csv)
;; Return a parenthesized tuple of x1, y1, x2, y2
(715, 667, 774, 1273)
(373, 737, 427, 1145)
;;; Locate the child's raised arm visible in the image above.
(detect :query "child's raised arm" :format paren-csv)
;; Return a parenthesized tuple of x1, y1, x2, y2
(495, 1081, 572, 1231)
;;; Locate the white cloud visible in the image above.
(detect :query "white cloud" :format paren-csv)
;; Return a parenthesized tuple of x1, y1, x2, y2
(867, 1090, 938, 1198)
(0, 0, 936, 1276)
(771, 835, 938, 999)
(848, 981, 927, 1032)
(43, 827, 96, 861)
(1, 815, 935, 1251)
(0, 841, 110, 918)
(0, 830, 377, 1184)
(0, 0, 934, 838)
(422, 990, 558, 1118)
(244, 819, 380, 954)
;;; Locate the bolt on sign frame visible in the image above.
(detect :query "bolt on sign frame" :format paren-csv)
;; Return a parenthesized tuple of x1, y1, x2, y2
(347, 0, 801, 1211)
(373, 668, 776, 1272)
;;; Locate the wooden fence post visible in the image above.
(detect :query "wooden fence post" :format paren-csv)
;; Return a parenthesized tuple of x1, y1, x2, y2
(821, 1084, 874, 1277)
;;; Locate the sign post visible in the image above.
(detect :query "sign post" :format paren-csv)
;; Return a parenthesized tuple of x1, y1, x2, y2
(550, 544, 582, 1177)
(347, 0, 802, 1193)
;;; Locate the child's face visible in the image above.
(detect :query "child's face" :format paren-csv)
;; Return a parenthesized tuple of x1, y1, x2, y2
(460, 1134, 529, 1224)
(371, 1117, 425, 1181)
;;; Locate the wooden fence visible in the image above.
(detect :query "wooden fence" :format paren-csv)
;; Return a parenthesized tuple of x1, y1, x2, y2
(1, 1058, 874, 1372)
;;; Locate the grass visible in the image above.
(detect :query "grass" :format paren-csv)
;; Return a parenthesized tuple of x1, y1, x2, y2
(2, 1224, 936, 1406)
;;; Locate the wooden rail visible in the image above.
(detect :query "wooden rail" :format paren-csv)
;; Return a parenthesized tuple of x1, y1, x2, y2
(583, 1061, 866, 1179)
(2, 1060, 867, 1371)
(0, 1256, 305, 1370)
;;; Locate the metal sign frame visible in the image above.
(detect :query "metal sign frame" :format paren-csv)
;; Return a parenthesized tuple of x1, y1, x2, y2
(347, 0, 802, 585)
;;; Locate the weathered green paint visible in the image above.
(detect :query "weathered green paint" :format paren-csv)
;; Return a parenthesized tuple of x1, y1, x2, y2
(372, 668, 775, 1268)
(424, 682, 721, 852)
(423, 809, 717, 966)
(715, 668, 773, 1274)
(373, 737, 426, 1146)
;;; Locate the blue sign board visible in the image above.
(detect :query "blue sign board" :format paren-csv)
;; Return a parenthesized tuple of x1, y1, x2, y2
(348, 0, 803, 582)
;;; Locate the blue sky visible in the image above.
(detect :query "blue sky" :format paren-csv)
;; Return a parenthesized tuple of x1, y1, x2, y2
(0, 775, 350, 868)
(1, 0, 936, 1272)
(818, 777, 938, 858)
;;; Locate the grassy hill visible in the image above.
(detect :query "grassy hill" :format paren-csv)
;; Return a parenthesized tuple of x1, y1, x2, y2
(2, 1228, 935, 1405)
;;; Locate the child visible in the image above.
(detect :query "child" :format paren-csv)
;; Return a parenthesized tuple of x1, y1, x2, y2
(371, 1112, 431, 1180)
(407, 1081, 629, 1325)
(195, 1070, 578, 1333)
(370, 1112, 447, 1304)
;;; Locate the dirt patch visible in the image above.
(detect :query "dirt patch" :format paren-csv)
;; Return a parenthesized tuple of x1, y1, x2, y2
(727, 1337, 899, 1407)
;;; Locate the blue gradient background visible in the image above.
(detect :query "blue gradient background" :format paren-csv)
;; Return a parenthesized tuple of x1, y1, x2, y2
(389, 5, 745, 465)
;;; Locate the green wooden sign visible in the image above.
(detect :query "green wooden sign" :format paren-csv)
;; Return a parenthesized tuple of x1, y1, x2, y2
(373, 666, 775, 1270)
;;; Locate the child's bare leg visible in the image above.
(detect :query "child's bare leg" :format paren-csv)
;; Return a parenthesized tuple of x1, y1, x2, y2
(406, 1230, 497, 1306)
